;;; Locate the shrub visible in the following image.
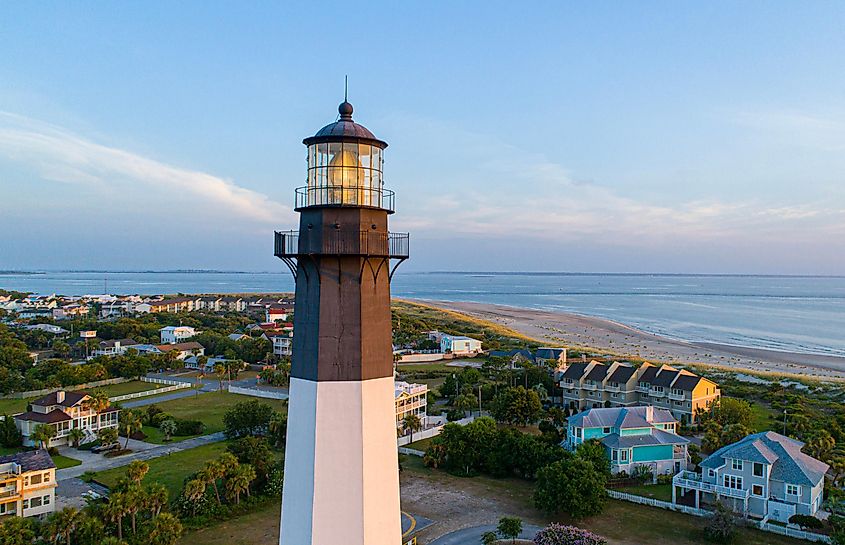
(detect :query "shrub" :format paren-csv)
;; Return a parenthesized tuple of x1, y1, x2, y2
(704, 503, 737, 543)
(151, 412, 173, 428)
(174, 419, 204, 436)
(533, 523, 607, 545)
(47, 446, 59, 456)
(446, 409, 464, 422)
(788, 514, 823, 531)
(223, 399, 273, 438)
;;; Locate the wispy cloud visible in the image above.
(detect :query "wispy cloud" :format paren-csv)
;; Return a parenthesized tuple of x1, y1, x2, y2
(0, 112, 291, 225)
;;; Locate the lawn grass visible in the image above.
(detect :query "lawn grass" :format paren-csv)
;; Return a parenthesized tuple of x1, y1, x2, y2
(617, 483, 673, 502)
(406, 437, 434, 452)
(141, 391, 288, 436)
(0, 446, 24, 456)
(749, 401, 778, 432)
(51, 453, 82, 469)
(0, 398, 29, 415)
(93, 441, 232, 498)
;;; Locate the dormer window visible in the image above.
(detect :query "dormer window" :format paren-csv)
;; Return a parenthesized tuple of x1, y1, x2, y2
(731, 459, 743, 471)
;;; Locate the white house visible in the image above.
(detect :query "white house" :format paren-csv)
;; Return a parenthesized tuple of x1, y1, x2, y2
(673, 431, 829, 522)
(90, 339, 139, 357)
(14, 390, 119, 447)
(395, 381, 428, 430)
(23, 324, 68, 335)
(265, 330, 293, 357)
(265, 305, 290, 323)
(159, 326, 198, 344)
(0, 450, 57, 519)
(440, 334, 482, 355)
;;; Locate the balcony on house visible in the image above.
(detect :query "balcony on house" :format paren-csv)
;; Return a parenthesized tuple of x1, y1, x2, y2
(672, 471, 750, 500)
(582, 381, 598, 391)
(669, 390, 686, 401)
(604, 382, 620, 392)
(274, 230, 410, 259)
(636, 384, 651, 394)
(649, 387, 666, 398)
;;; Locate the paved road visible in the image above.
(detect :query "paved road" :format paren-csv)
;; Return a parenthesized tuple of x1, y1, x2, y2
(56, 431, 226, 481)
(427, 524, 543, 545)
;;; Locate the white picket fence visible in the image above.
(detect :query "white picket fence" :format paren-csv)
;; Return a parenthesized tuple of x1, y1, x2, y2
(229, 385, 288, 400)
(606, 489, 831, 543)
(109, 382, 189, 402)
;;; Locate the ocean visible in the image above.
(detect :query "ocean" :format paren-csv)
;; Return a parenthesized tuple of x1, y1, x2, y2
(2, 271, 844, 357)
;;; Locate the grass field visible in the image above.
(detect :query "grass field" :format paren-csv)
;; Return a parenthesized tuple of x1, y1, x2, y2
(51, 453, 82, 469)
(617, 483, 673, 502)
(140, 391, 288, 437)
(406, 437, 435, 452)
(749, 401, 778, 432)
(93, 441, 231, 497)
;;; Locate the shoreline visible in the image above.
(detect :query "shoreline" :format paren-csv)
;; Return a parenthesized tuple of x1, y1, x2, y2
(420, 299, 845, 380)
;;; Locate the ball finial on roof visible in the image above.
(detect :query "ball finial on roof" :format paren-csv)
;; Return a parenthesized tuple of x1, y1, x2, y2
(338, 101, 354, 120)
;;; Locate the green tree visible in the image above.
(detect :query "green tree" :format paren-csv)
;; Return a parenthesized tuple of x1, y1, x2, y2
(148, 513, 183, 545)
(402, 413, 422, 443)
(453, 393, 477, 415)
(534, 457, 607, 518)
(576, 439, 611, 476)
(804, 430, 836, 461)
(85, 389, 111, 425)
(199, 460, 224, 505)
(0, 516, 36, 545)
(67, 428, 85, 448)
(118, 410, 142, 449)
(32, 423, 57, 449)
(704, 502, 737, 543)
(124, 485, 147, 535)
(268, 411, 288, 448)
(160, 419, 177, 442)
(102, 492, 128, 540)
(497, 516, 523, 544)
(98, 426, 119, 446)
(491, 386, 542, 427)
(126, 460, 149, 485)
(223, 399, 274, 438)
(710, 398, 754, 428)
(182, 479, 206, 516)
(47, 507, 82, 545)
(480, 530, 498, 545)
(225, 463, 256, 504)
(75, 514, 105, 545)
(145, 482, 169, 517)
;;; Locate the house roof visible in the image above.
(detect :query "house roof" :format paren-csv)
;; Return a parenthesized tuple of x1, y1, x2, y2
(585, 364, 609, 382)
(100, 338, 137, 348)
(228, 333, 247, 341)
(637, 365, 659, 384)
(700, 431, 829, 488)
(535, 348, 565, 361)
(601, 428, 689, 449)
(31, 391, 87, 408)
(0, 449, 55, 472)
(568, 405, 677, 429)
(608, 365, 636, 384)
(652, 368, 680, 387)
(15, 409, 73, 424)
(561, 363, 588, 380)
(152, 297, 195, 305)
(672, 373, 703, 391)
(156, 341, 204, 352)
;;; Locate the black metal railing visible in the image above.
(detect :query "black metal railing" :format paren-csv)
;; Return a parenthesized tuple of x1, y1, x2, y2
(294, 185, 395, 213)
(274, 230, 409, 258)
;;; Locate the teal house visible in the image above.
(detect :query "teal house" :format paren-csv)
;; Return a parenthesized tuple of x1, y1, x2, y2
(566, 405, 689, 476)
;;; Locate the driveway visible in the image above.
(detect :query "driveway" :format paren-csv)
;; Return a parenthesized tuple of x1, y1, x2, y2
(427, 524, 542, 545)
(56, 431, 226, 481)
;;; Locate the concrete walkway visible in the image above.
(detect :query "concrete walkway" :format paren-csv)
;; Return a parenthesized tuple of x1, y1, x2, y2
(427, 524, 542, 545)
(56, 431, 226, 481)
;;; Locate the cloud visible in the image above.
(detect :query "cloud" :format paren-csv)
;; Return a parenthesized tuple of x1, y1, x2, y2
(0, 112, 292, 225)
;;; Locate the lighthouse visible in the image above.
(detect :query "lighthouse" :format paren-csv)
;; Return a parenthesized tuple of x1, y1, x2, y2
(275, 100, 409, 545)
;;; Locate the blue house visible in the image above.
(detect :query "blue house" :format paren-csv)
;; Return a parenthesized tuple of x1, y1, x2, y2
(566, 405, 689, 476)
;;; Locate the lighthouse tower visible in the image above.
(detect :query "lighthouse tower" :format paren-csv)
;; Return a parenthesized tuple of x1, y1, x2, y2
(275, 100, 409, 545)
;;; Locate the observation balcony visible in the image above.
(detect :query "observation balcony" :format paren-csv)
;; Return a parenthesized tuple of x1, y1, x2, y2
(669, 391, 686, 401)
(275, 230, 409, 259)
(294, 185, 395, 213)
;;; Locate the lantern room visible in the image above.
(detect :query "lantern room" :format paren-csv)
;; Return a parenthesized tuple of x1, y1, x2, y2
(298, 101, 393, 212)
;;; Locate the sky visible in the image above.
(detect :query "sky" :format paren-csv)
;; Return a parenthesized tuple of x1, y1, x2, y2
(1, 2, 845, 274)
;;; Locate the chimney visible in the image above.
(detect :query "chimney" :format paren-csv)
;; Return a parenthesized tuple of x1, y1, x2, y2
(56, 390, 65, 404)
(644, 405, 653, 422)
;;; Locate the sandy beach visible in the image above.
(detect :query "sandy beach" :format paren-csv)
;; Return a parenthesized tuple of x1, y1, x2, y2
(423, 300, 845, 381)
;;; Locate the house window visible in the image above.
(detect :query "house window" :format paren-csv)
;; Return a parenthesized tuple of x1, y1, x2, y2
(786, 484, 800, 496)
(752, 485, 764, 497)
(30, 497, 42, 508)
(43, 495, 50, 505)
(619, 450, 629, 462)
(22, 499, 29, 509)
(603, 427, 611, 434)
(723, 475, 743, 490)
(753, 463, 764, 477)
(30, 474, 42, 485)
(708, 469, 715, 478)
(611, 450, 618, 461)
(731, 459, 743, 471)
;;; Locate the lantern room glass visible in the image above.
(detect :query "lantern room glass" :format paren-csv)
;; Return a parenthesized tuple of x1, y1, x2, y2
(306, 142, 383, 207)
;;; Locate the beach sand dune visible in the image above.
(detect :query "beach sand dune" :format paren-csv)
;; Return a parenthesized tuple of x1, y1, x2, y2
(423, 300, 845, 381)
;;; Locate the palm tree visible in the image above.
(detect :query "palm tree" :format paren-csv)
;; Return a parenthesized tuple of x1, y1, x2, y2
(225, 463, 256, 504)
(126, 460, 149, 485)
(85, 389, 111, 430)
(218, 452, 239, 474)
(160, 419, 177, 442)
(124, 486, 147, 535)
(268, 412, 287, 448)
(145, 483, 169, 517)
(67, 428, 85, 448)
(102, 492, 128, 540)
(47, 507, 81, 545)
(213, 363, 227, 391)
(32, 423, 57, 450)
(97, 426, 119, 446)
(118, 410, 142, 449)
(402, 413, 422, 443)
(149, 512, 183, 545)
(804, 430, 836, 461)
(183, 479, 206, 516)
(199, 460, 224, 505)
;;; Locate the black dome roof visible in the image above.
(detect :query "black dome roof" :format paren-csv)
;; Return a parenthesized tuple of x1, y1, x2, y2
(302, 102, 387, 149)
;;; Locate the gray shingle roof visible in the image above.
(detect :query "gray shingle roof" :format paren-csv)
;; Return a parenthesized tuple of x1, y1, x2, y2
(0, 449, 55, 472)
(652, 369, 680, 387)
(700, 431, 829, 487)
(608, 365, 636, 384)
(568, 405, 677, 429)
(601, 428, 689, 449)
(586, 364, 609, 382)
(672, 373, 703, 391)
(562, 363, 588, 380)
(637, 366, 659, 384)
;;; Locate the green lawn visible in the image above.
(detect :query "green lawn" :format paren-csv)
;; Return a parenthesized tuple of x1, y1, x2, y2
(618, 483, 673, 502)
(0, 446, 24, 456)
(0, 397, 30, 415)
(749, 401, 778, 432)
(406, 437, 434, 452)
(140, 391, 288, 436)
(93, 441, 232, 497)
(51, 453, 82, 469)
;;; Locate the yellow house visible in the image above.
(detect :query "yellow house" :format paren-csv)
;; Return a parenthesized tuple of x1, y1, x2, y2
(0, 450, 57, 518)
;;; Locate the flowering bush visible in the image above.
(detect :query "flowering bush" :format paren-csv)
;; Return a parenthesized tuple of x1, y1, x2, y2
(533, 523, 607, 545)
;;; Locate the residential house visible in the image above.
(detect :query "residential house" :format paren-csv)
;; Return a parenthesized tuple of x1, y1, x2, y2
(228, 333, 248, 342)
(91, 338, 139, 357)
(196, 297, 223, 312)
(440, 334, 482, 355)
(52, 304, 89, 320)
(264, 328, 293, 357)
(184, 355, 234, 373)
(154, 342, 205, 360)
(673, 431, 829, 522)
(559, 361, 720, 424)
(395, 381, 428, 430)
(23, 324, 68, 335)
(148, 297, 196, 313)
(219, 296, 246, 312)
(566, 405, 688, 476)
(17, 309, 53, 320)
(0, 450, 57, 518)
(159, 325, 198, 344)
(265, 304, 290, 323)
(14, 390, 119, 447)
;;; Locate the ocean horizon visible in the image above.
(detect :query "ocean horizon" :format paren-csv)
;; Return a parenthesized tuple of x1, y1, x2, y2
(2, 270, 844, 359)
